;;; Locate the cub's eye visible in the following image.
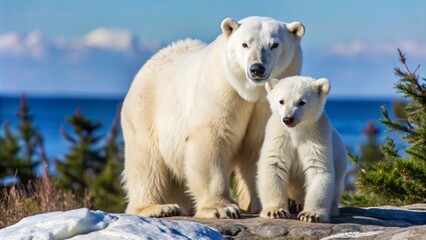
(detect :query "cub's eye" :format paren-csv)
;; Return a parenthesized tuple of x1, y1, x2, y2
(242, 43, 249, 48)
(298, 100, 306, 106)
(279, 100, 285, 105)
(271, 43, 279, 49)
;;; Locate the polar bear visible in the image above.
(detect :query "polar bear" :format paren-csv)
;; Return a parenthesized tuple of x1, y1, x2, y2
(257, 76, 348, 222)
(121, 16, 305, 218)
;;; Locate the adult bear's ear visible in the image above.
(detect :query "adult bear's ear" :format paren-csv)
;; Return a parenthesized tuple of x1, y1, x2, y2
(316, 78, 331, 98)
(221, 18, 240, 37)
(266, 78, 280, 93)
(287, 22, 305, 40)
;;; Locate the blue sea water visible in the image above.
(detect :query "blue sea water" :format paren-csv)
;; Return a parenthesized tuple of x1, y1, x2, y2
(0, 96, 403, 162)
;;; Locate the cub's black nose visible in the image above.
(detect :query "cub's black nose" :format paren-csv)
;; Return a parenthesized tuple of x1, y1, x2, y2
(283, 117, 294, 126)
(249, 63, 265, 77)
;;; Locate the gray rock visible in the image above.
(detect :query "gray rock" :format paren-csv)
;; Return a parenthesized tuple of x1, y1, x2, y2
(219, 224, 247, 236)
(251, 221, 289, 238)
(171, 204, 426, 239)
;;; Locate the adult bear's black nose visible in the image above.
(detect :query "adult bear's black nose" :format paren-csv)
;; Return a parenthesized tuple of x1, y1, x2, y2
(283, 117, 294, 126)
(249, 63, 266, 77)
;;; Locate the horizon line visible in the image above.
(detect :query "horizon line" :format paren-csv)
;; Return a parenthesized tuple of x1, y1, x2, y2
(0, 93, 403, 101)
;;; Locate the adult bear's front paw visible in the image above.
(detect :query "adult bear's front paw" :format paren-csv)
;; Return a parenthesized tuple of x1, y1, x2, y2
(132, 204, 181, 218)
(260, 208, 290, 219)
(195, 203, 241, 219)
(298, 210, 329, 223)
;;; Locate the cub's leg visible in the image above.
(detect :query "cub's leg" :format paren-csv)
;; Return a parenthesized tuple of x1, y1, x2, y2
(258, 119, 293, 219)
(287, 165, 306, 214)
(330, 171, 345, 217)
(330, 129, 349, 216)
(298, 148, 334, 223)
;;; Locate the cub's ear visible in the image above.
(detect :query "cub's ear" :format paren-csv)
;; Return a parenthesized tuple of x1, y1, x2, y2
(266, 78, 280, 93)
(287, 22, 305, 39)
(316, 78, 331, 98)
(221, 18, 240, 37)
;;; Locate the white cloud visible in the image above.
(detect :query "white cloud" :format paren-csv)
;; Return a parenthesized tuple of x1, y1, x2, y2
(0, 28, 162, 58)
(0, 28, 162, 97)
(328, 40, 426, 58)
(81, 28, 135, 52)
(399, 41, 426, 57)
(25, 31, 47, 57)
(304, 40, 426, 98)
(0, 31, 48, 59)
(330, 41, 365, 56)
(0, 32, 23, 54)
(1, 30, 425, 98)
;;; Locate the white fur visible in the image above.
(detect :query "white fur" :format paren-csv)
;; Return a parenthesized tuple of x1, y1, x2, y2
(258, 76, 348, 222)
(121, 16, 304, 219)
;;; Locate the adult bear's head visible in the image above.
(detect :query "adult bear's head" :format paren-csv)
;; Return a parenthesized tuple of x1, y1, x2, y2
(222, 16, 304, 85)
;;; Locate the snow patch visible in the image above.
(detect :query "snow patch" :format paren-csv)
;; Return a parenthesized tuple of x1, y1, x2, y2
(0, 208, 223, 240)
(0, 208, 116, 240)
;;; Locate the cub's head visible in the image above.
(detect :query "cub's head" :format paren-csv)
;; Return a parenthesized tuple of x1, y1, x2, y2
(221, 16, 304, 101)
(265, 76, 330, 128)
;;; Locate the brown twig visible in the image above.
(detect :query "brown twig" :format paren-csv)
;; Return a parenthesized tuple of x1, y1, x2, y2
(37, 135, 50, 180)
(397, 48, 424, 93)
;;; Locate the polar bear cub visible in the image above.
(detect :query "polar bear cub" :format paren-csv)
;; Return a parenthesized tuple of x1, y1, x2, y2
(257, 76, 348, 222)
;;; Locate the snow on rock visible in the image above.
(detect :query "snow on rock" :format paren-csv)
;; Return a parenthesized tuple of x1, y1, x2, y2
(0, 208, 223, 240)
(69, 213, 224, 240)
(0, 208, 115, 240)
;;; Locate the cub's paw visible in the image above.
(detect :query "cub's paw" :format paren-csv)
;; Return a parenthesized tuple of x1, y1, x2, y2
(297, 210, 329, 223)
(260, 208, 290, 219)
(195, 204, 240, 219)
(136, 204, 181, 218)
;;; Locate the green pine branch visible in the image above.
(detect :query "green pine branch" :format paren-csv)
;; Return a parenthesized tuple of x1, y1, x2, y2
(346, 49, 426, 206)
(0, 95, 43, 185)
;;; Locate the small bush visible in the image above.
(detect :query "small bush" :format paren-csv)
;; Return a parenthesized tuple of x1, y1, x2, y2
(0, 170, 90, 228)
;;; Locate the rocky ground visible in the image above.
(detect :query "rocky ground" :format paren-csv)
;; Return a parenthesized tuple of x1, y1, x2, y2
(171, 203, 426, 240)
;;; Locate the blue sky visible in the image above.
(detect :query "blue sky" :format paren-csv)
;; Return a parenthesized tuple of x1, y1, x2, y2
(1, 0, 426, 98)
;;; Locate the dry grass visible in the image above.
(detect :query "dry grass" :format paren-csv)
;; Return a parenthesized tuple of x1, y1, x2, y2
(0, 172, 90, 228)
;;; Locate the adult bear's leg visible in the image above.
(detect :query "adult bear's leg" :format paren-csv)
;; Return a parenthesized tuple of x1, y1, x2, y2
(122, 136, 183, 217)
(185, 127, 240, 219)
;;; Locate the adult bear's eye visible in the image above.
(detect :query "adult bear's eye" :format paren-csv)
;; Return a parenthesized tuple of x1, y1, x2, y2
(279, 100, 285, 105)
(242, 43, 249, 48)
(271, 43, 279, 49)
(298, 100, 306, 106)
